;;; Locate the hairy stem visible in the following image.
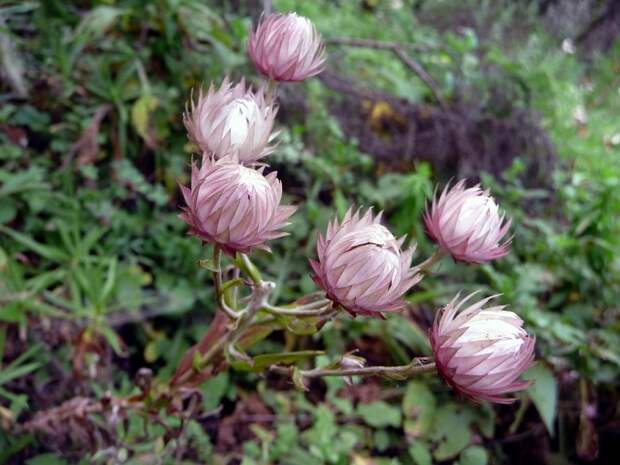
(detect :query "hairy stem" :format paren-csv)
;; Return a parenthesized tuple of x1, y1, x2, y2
(271, 357, 436, 382)
(263, 299, 334, 317)
(264, 78, 279, 103)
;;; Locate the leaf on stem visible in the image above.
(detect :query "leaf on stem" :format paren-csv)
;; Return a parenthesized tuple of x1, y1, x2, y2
(198, 258, 221, 273)
(231, 350, 324, 373)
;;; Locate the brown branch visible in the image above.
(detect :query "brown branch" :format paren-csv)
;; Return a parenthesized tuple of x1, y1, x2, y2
(326, 37, 448, 111)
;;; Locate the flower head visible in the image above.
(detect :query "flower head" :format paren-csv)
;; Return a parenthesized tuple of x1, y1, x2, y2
(424, 180, 512, 264)
(183, 78, 277, 163)
(248, 13, 326, 82)
(430, 293, 535, 404)
(179, 155, 295, 255)
(310, 208, 421, 317)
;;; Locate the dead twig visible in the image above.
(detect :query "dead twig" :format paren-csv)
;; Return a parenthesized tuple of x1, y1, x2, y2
(326, 36, 448, 110)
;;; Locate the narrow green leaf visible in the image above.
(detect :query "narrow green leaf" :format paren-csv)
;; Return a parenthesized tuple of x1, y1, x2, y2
(0, 225, 68, 262)
(100, 258, 117, 304)
(524, 363, 558, 436)
(0, 362, 40, 385)
(99, 325, 125, 356)
(198, 258, 220, 272)
(0, 326, 6, 361)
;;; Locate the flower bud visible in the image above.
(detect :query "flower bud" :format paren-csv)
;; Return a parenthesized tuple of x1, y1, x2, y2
(183, 78, 277, 163)
(179, 156, 295, 255)
(248, 13, 326, 82)
(430, 293, 535, 404)
(424, 180, 512, 264)
(310, 208, 421, 317)
(340, 353, 366, 386)
(340, 353, 366, 371)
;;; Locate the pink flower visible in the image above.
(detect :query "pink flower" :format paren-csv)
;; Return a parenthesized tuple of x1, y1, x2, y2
(424, 180, 512, 264)
(183, 78, 277, 163)
(179, 156, 296, 255)
(430, 293, 535, 404)
(248, 13, 326, 82)
(310, 208, 421, 317)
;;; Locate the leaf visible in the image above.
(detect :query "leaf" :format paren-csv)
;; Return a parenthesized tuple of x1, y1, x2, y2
(100, 258, 117, 303)
(286, 317, 320, 336)
(0, 362, 40, 386)
(524, 363, 558, 436)
(458, 446, 488, 465)
(431, 404, 472, 460)
(0, 246, 7, 269)
(131, 94, 159, 148)
(0, 225, 68, 262)
(409, 441, 432, 465)
(238, 323, 277, 349)
(402, 380, 436, 437)
(0, 345, 40, 386)
(144, 341, 159, 364)
(373, 429, 390, 452)
(198, 258, 220, 272)
(26, 453, 69, 465)
(74, 6, 123, 40)
(356, 401, 402, 428)
(0, 327, 5, 359)
(472, 403, 495, 438)
(231, 350, 324, 372)
(98, 325, 126, 356)
(0, 200, 17, 224)
(201, 372, 229, 411)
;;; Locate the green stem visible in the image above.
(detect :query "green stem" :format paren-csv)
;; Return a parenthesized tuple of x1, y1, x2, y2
(221, 278, 244, 293)
(228, 281, 274, 347)
(213, 246, 239, 319)
(236, 253, 262, 284)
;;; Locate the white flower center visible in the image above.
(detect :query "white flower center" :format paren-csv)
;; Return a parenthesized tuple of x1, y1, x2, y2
(237, 165, 268, 187)
(342, 224, 401, 272)
(456, 311, 526, 356)
(358, 224, 395, 246)
(453, 195, 499, 238)
(286, 14, 315, 55)
(218, 98, 259, 146)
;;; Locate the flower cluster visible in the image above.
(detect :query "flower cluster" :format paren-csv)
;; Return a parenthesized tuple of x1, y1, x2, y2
(179, 12, 326, 256)
(178, 10, 535, 404)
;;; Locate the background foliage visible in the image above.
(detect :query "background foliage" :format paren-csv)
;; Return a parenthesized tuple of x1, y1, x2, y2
(0, 0, 619, 464)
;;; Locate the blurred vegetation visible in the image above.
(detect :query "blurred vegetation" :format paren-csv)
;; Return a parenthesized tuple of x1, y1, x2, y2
(0, 0, 619, 464)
